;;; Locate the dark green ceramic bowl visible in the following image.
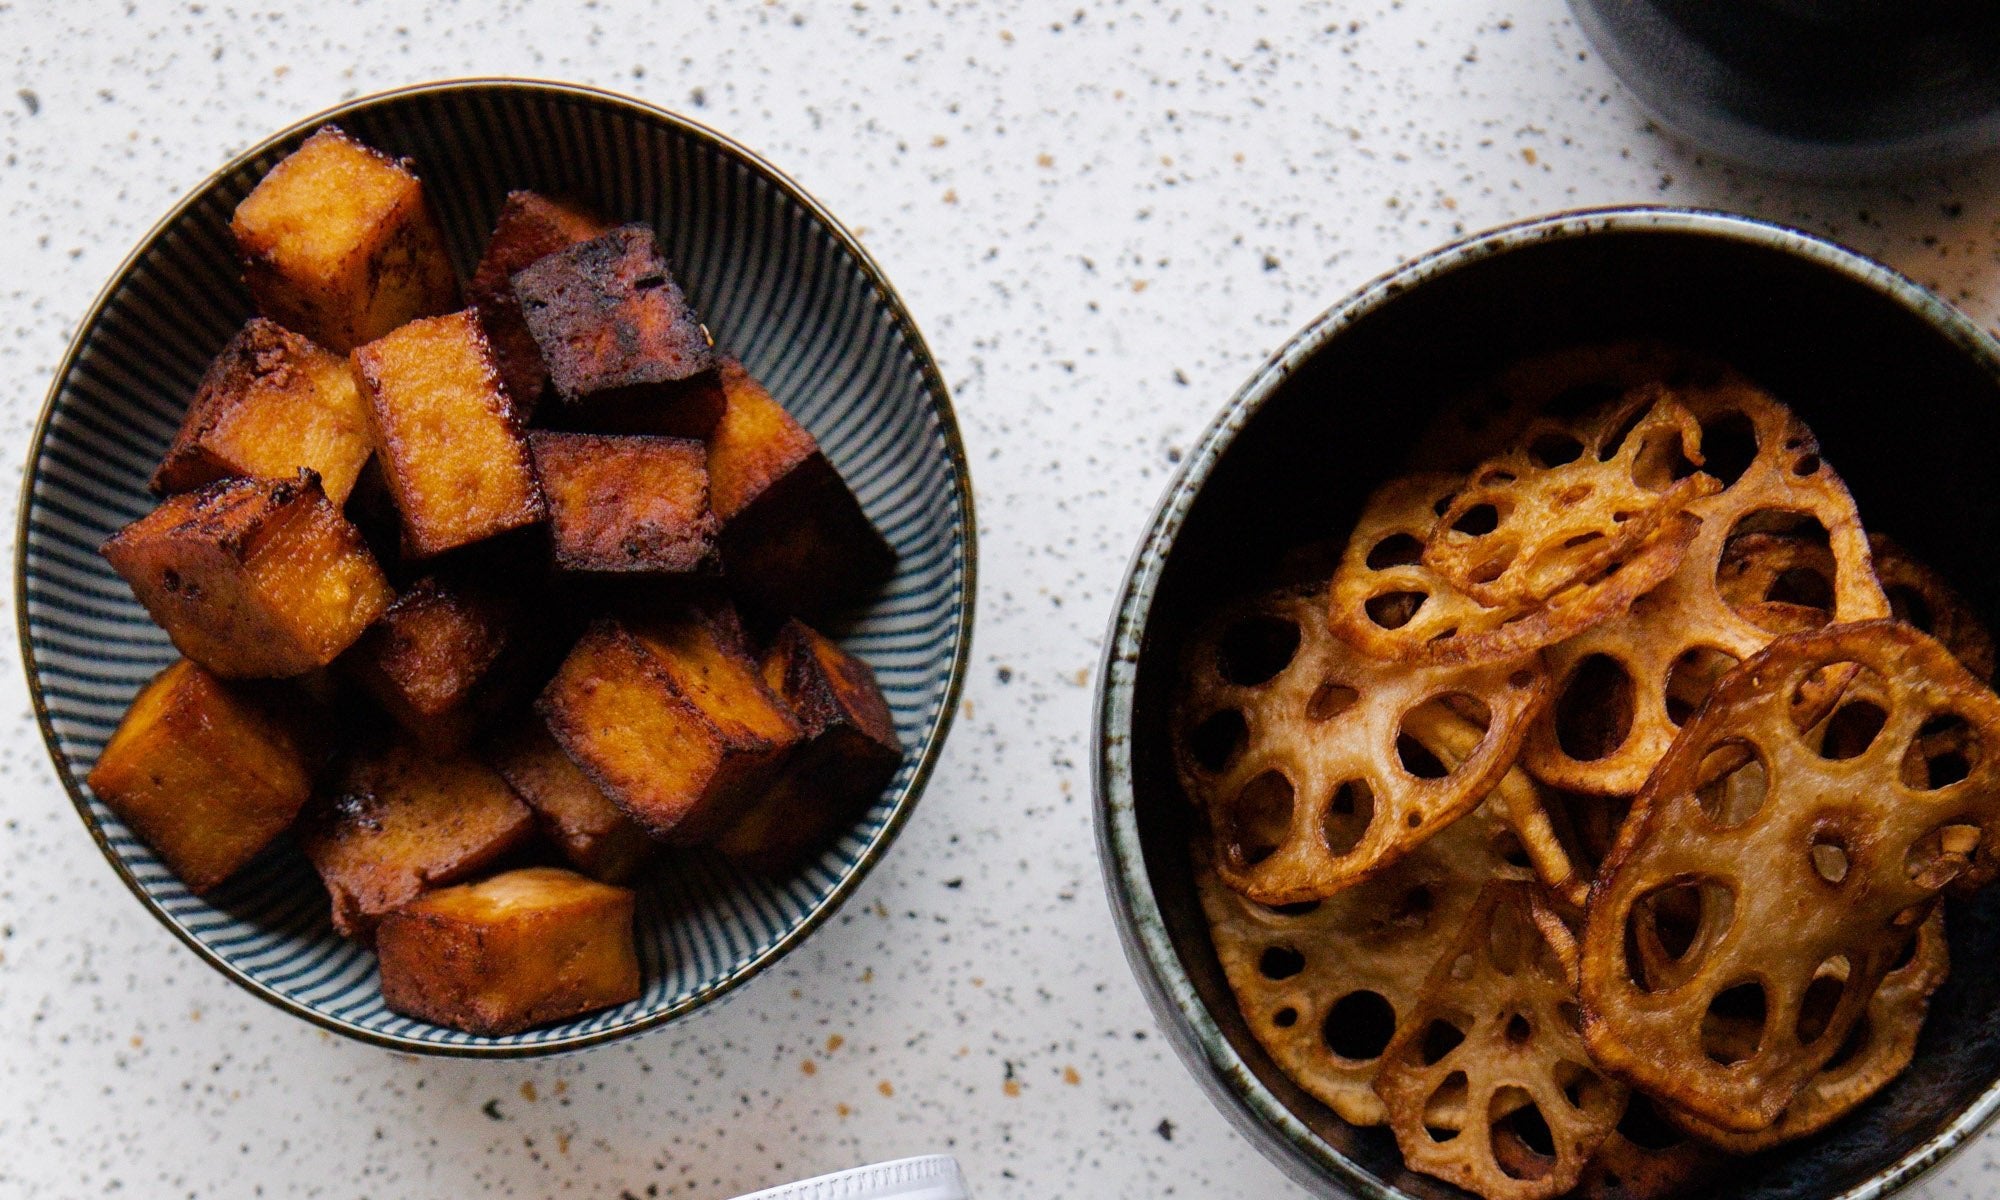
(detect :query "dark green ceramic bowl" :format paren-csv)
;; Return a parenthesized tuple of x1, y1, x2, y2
(1096, 207, 2000, 1198)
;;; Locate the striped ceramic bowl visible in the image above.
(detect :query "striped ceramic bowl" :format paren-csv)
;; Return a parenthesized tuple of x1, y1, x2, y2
(16, 79, 974, 1055)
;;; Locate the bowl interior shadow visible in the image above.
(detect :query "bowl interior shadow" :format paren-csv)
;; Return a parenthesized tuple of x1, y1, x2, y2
(1129, 226, 2000, 1198)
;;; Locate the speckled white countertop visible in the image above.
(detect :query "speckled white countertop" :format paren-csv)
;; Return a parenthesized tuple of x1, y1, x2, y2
(5, 2, 2000, 1198)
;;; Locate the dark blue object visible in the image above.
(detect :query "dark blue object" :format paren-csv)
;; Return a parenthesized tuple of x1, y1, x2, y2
(1570, 0, 2000, 178)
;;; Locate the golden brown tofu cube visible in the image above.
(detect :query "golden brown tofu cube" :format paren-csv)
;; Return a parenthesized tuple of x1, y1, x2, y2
(301, 739, 537, 938)
(85, 659, 315, 893)
(528, 431, 719, 575)
(537, 611, 801, 844)
(513, 224, 721, 436)
(231, 125, 458, 353)
(102, 470, 394, 678)
(376, 866, 640, 1035)
(151, 318, 374, 505)
(352, 311, 545, 558)
(716, 621, 902, 872)
(469, 191, 614, 415)
(490, 719, 654, 884)
(343, 574, 531, 753)
(705, 360, 895, 617)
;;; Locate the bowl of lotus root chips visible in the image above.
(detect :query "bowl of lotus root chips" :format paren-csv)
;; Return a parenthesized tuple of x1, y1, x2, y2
(1098, 210, 2000, 1200)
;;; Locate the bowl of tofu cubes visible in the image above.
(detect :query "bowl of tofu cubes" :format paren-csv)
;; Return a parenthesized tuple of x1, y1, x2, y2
(16, 79, 974, 1052)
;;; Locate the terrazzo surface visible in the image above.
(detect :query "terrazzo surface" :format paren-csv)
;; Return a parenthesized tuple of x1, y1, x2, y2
(6, 2, 2000, 1197)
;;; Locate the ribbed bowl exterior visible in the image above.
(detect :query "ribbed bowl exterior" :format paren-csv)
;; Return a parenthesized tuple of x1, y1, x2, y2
(17, 79, 973, 1055)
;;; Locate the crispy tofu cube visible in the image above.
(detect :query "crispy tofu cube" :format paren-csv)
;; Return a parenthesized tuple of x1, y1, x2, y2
(85, 659, 315, 893)
(343, 574, 532, 753)
(716, 621, 902, 872)
(302, 739, 537, 938)
(537, 610, 801, 844)
(491, 719, 654, 884)
(469, 191, 614, 415)
(376, 866, 640, 1035)
(352, 310, 545, 557)
(528, 431, 719, 575)
(705, 360, 895, 617)
(151, 318, 374, 505)
(231, 125, 457, 353)
(512, 224, 721, 436)
(102, 470, 394, 678)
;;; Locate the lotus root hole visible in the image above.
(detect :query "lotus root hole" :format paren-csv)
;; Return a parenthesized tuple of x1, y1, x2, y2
(1698, 409, 1759, 487)
(1416, 1017, 1468, 1066)
(1491, 1090, 1557, 1180)
(1260, 898, 1321, 918)
(1793, 453, 1822, 476)
(1503, 1013, 1533, 1045)
(1366, 590, 1428, 630)
(1666, 647, 1739, 726)
(1216, 614, 1301, 686)
(1701, 981, 1769, 1066)
(1187, 709, 1247, 775)
(1903, 713, 1978, 790)
(1815, 700, 1890, 762)
(1527, 431, 1584, 467)
(1556, 1060, 1608, 1111)
(1796, 956, 1850, 1045)
(1887, 583, 1934, 631)
(1452, 502, 1503, 537)
(1624, 879, 1735, 993)
(1306, 681, 1360, 722)
(1555, 653, 1635, 761)
(1322, 779, 1376, 856)
(1257, 945, 1305, 981)
(1424, 1071, 1469, 1143)
(1390, 885, 1434, 928)
(1366, 532, 1424, 570)
(1272, 1007, 1298, 1028)
(1396, 733, 1451, 781)
(1322, 990, 1396, 1062)
(1906, 822, 1985, 890)
(1810, 834, 1850, 885)
(1696, 742, 1769, 827)
(1222, 770, 1294, 868)
(1508, 669, 1536, 690)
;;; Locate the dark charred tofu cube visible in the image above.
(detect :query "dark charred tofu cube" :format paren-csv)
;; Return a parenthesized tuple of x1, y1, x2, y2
(152, 318, 374, 505)
(705, 360, 894, 617)
(376, 866, 640, 1035)
(715, 621, 902, 872)
(343, 574, 531, 753)
(469, 191, 615, 416)
(231, 125, 458, 353)
(512, 224, 721, 436)
(491, 719, 654, 884)
(352, 311, 545, 557)
(528, 431, 719, 575)
(85, 659, 316, 893)
(101, 470, 394, 678)
(302, 739, 537, 938)
(537, 611, 801, 844)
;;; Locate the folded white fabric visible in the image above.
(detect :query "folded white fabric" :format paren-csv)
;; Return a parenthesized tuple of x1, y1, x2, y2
(727, 1155, 969, 1200)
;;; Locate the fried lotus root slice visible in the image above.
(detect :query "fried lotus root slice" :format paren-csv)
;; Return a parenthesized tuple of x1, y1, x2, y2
(1425, 389, 1720, 608)
(1579, 621, 2000, 1132)
(1175, 583, 1550, 904)
(1871, 534, 1996, 681)
(1329, 473, 1696, 667)
(1573, 1093, 1725, 1200)
(1671, 910, 1948, 1153)
(1375, 882, 1624, 1200)
(1409, 341, 1719, 474)
(1522, 378, 1889, 795)
(1417, 704, 1586, 906)
(1194, 797, 1537, 1126)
